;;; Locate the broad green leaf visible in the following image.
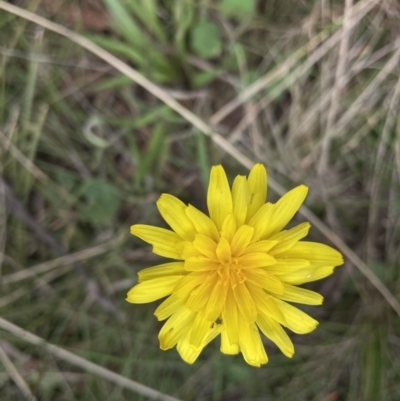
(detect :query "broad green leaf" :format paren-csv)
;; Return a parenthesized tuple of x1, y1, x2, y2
(370, 262, 388, 281)
(79, 179, 121, 225)
(220, 0, 255, 20)
(56, 169, 78, 192)
(190, 20, 222, 59)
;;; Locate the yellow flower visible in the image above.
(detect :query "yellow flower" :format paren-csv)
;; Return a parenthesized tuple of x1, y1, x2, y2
(127, 164, 343, 367)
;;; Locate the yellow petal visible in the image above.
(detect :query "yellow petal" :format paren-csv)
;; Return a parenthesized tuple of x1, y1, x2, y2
(246, 164, 267, 222)
(220, 330, 240, 354)
(264, 259, 310, 275)
(193, 234, 218, 260)
(220, 213, 237, 243)
(177, 333, 202, 365)
(238, 252, 277, 269)
(261, 185, 308, 239)
(181, 242, 202, 259)
(185, 204, 220, 242)
(186, 273, 216, 311)
(230, 225, 254, 257)
(190, 311, 213, 348)
(244, 268, 284, 294)
(130, 225, 182, 259)
(242, 240, 277, 254)
(216, 237, 231, 264)
(232, 272, 257, 323)
(177, 324, 222, 364)
(269, 222, 311, 255)
(256, 314, 294, 358)
(207, 165, 233, 230)
(238, 316, 268, 367)
(278, 242, 344, 266)
(204, 276, 229, 321)
(278, 266, 336, 285)
(232, 175, 248, 227)
(159, 307, 195, 350)
(222, 287, 239, 345)
(126, 275, 182, 303)
(138, 262, 185, 282)
(248, 203, 274, 242)
(246, 282, 286, 325)
(272, 299, 319, 334)
(273, 283, 323, 305)
(157, 194, 196, 241)
(173, 272, 209, 298)
(154, 293, 185, 321)
(185, 257, 220, 271)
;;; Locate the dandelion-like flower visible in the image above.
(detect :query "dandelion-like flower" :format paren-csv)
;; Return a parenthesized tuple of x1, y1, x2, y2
(127, 164, 343, 366)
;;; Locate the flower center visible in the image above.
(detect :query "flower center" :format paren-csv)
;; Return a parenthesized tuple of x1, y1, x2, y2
(216, 254, 244, 288)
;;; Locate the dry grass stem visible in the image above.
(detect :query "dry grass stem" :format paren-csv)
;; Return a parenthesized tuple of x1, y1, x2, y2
(330, 46, 400, 139)
(2, 234, 125, 285)
(209, 0, 380, 126)
(0, 318, 183, 401)
(0, 129, 48, 184)
(317, 0, 353, 175)
(0, 344, 37, 401)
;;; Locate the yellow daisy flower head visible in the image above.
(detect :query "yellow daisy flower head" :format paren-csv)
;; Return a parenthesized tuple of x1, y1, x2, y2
(127, 164, 344, 367)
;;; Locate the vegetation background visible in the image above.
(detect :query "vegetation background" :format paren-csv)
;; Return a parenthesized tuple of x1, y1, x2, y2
(0, 0, 399, 400)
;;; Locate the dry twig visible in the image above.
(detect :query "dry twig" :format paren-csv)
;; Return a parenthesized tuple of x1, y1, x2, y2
(0, 317, 183, 401)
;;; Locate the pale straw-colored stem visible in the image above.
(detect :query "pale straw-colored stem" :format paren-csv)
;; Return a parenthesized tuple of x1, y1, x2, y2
(210, 0, 380, 125)
(318, 0, 353, 175)
(0, 344, 36, 401)
(0, 317, 183, 401)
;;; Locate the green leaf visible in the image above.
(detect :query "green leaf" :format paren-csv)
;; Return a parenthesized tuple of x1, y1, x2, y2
(173, 0, 195, 54)
(91, 75, 133, 92)
(144, 52, 180, 83)
(195, 130, 209, 188)
(103, 106, 182, 131)
(56, 169, 78, 192)
(369, 262, 387, 281)
(79, 179, 121, 225)
(190, 70, 222, 88)
(136, 124, 166, 185)
(190, 20, 222, 59)
(220, 0, 255, 20)
(83, 116, 110, 149)
(241, 69, 260, 87)
(88, 35, 144, 65)
(362, 325, 386, 401)
(127, 0, 166, 42)
(102, 0, 146, 48)
(88, 34, 177, 83)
